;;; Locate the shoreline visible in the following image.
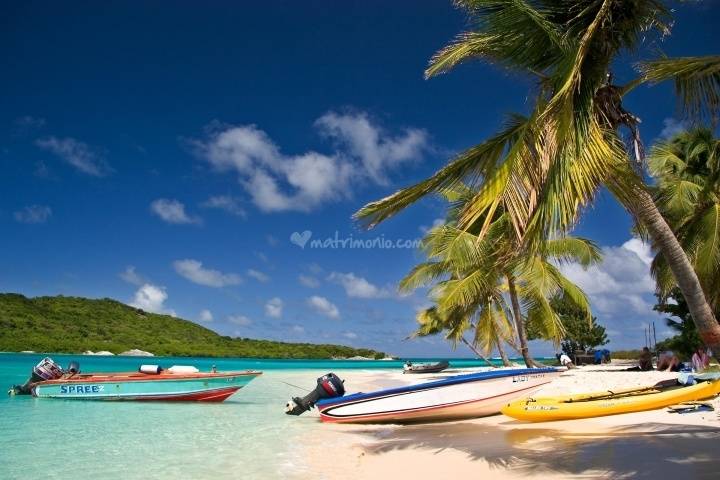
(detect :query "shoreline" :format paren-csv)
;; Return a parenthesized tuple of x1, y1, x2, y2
(299, 362, 720, 479)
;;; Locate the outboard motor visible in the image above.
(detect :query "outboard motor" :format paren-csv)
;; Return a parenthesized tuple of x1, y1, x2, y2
(8, 357, 65, 395)
(66, 361, 81, 375)
(285, 373, 345, 416)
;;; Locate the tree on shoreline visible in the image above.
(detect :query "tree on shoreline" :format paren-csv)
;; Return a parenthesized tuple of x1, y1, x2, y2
(356, 1, 720, 355)
(647, 128, 720, 313)
(400, 190, 600, 367)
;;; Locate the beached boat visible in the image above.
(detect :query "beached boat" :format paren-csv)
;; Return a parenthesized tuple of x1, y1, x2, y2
(9, 357, 261, 402)
(402, 360, 449, 374)
(304, 368, 559, 424)
(501, 377, 720, 421)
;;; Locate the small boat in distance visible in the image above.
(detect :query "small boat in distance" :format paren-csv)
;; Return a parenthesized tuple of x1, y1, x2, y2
(402, 360, 449, 374)
(286, 368, 559, 424)
(9, 357, 261, 402)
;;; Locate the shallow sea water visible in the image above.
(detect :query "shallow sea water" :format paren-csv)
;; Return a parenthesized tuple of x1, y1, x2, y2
(0, 353, 495, 479)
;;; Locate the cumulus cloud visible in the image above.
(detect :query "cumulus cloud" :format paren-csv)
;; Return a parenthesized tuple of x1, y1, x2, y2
(291, 325, 305, 334)
(35, 137, 112, 176)
(14, 205, 52, 224)
(199, 309, 213, 322)
(298, 274, 320, 288)
(150, 199, 202, 225)
(342, 331, 358, 339)
(173, 259, 242, 287)
(130, 283, 175, 316)
(559, 238, 656, 315)
(419, 218, 445, 234)
(265, 297, 284, 318)
(192, 111, 429, 212)
(307, 295, 340, 319)
(201, 195, 246, 218)
(315, 111, 427, 185)
(328, 272, 392, 298)
(228, 314, 252, 326)
(247, 269, 270, 283)
(659, 118, 687, 139)
(119, 265, 145, 286)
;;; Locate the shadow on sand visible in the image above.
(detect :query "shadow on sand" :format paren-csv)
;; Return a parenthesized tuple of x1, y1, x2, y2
(349, 421, 720, 479)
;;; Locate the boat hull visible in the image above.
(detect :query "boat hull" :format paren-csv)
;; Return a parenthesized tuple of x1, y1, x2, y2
(31, 371, 261, 402)
(501, 379, 720, 422)
(318, 368, 559, 424)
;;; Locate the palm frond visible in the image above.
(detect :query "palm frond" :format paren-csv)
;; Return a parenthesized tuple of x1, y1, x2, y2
(426, 1, 564, 78)
(354, 114, 528, 229)
(637, 56, 720, 124)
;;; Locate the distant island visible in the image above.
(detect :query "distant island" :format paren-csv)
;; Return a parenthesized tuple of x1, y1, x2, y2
(0, 293, 386, 359)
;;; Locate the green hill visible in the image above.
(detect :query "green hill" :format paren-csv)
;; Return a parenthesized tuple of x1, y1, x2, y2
(0, 293, 385, 359)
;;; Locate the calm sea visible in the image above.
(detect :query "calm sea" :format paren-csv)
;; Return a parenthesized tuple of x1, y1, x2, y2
(0, 353, 527, 479)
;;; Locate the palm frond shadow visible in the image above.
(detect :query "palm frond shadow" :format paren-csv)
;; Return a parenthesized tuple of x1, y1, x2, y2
(349, 421, 720, 478)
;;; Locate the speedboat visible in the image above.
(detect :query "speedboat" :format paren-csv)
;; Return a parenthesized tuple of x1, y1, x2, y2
(9, 357, 261, 402)
(402, 360, 450, 374)
(286, 368, 559, 423)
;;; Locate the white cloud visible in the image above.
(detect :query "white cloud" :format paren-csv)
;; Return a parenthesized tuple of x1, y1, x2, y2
(622, 238, 653, 266)
(228, 314, 252, 326)
(659, 118, 687, 139)
(419, 218, 445, 234)
(199, 309, 213, 322)
(315, 111, 428, 185)
(119, 266, 145, 286)
(150, 199, 201, 225)
(35, 137, 111, 176)
(307, 295, 340, 319)
(559, 238, 656, 315)
(15, 115, 46, 129)
(14, 205, 51, 224)
(247, 269, 270, 283)
(130, 283, 175, 316)
(265, 297, 284, 318)
(193, 111, 429, 212)
(291, 325, 305, 334)
(173, 259, 242, 287)
(298, 274, 320, 288)
(266, 235, 279, 246)
(328, 272, 392, 298)
(342, 331, 358, 339)
(201, 195, 246, 218)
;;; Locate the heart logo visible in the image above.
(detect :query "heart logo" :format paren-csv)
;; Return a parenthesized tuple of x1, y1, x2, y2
(290, 230, 312, 249)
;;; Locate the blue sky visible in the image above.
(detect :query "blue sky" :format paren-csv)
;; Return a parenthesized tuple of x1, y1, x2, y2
(2, 1, 719, 357)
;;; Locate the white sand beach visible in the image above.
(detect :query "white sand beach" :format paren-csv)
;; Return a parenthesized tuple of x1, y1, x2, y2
(299, 362, 720, 479)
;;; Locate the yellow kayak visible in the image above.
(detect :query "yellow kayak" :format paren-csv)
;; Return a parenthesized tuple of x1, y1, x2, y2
(501, 379, 720, 422)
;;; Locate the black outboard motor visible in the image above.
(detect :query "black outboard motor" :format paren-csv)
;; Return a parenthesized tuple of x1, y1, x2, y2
(66, 361, 81, 375)
(8, 357, 65, 395)
(285, 373, 345, 415)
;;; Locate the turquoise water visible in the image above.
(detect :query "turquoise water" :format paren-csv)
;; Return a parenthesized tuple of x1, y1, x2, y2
(0, 353, 504, 479)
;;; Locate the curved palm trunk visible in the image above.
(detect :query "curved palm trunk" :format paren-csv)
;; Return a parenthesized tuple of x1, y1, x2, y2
(460, 336, 496, 367)
(495, 338, 512, 366)
(631, 187, 720, 355)
(507, 274, 543, 368)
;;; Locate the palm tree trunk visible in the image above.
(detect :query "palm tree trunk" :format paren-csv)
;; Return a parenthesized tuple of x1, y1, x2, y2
(496, 338, 512, 366)
(460, 336, 496, 367)
(507, 274, 543, 368)
(631, 187, 720, 355)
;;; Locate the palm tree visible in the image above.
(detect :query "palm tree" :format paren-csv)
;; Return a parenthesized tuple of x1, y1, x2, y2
(648, 128, 720, 312)
(355, 1, 720, 352)
(402, 213, 600, 367)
